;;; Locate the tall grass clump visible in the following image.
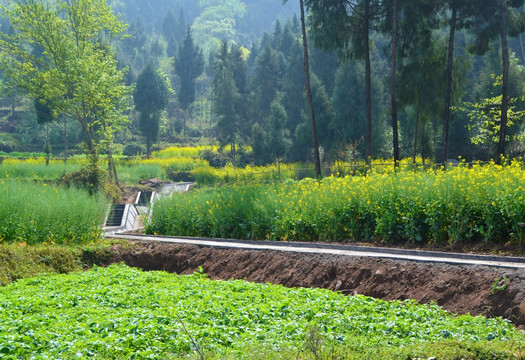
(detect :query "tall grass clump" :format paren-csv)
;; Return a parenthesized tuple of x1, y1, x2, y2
(0, 180, 108, 244)
(147, 161, 525, 244)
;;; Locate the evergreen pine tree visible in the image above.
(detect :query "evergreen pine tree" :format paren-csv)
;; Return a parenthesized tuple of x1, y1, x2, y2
(174, 27, 204, 135)
(213, 41, 240, 157)
(251, 43, 281, 124)
(162, 9, 177, 40)
(281, 41, 305, 139)
(134, 64, 170, 157)
(166, 35, 178, 58)
(309, 73, 334, 152)
(35, 98, 54, 166)
(175, 7, 186, 42)
(267, 97, 291, 163)
(279, 21, 296, 58)
(229, 45, 250, 141)
(272, 19, 283, 49)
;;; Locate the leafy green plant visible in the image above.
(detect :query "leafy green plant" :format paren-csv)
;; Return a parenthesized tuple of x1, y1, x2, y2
(193, 265, 209, 278)
(490, 276, 510, 295)
(0, 265, 521, 359)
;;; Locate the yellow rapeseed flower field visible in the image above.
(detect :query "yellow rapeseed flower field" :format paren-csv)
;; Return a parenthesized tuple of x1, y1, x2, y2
(148, 160, 525, 245)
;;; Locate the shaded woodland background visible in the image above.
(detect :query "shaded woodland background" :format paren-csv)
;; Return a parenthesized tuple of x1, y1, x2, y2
(0, 0, 524, 166)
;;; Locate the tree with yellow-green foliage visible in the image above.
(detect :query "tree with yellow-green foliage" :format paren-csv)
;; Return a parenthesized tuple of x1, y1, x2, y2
(0, 0, 132, 183)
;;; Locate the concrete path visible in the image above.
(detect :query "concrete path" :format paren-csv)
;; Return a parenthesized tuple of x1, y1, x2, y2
(106, 234, 525, 269)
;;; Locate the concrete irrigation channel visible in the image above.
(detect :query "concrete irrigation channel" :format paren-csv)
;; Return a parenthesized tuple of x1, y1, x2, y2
(103, 182, 193, 234)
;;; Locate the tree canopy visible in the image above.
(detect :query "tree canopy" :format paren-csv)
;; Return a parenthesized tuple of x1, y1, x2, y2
(134, 64, 170, 157)
(0, 0, 132, 171)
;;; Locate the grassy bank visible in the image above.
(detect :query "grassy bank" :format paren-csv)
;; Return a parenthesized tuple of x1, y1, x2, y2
(147, 161, 525, 244)
(0, 241, 123, 286)
(0, 264, 522, 359)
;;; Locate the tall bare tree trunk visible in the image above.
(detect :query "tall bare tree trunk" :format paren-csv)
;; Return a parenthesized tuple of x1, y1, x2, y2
(442, 5, 456, 168)
(300, 0, 321, 179)
(519, 34, 525, 65)
(81, 120, 98, 166)
(413, 98, 421, 164)
(496, 0, 509, 163)
(364, 0, 372, 169)
(183, 109, 188, 139)
(146, 135, 152, 159)
(63, 117, 68, 165)
(107, 150, 119, 185)
(45, 123, 50, 166)
(390, 0, 399, 168)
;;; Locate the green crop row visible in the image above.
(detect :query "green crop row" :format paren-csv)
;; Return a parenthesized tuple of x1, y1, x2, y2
(0, 264, 521, 359)
(147, 161, 525, 244)
(0, 180, 108, 245)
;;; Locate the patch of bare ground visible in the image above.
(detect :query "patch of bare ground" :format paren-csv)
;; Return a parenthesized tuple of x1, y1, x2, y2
(103, 241, 525, 327)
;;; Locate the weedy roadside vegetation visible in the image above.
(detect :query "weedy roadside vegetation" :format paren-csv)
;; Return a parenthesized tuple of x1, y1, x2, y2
(490, 275, 510, 295)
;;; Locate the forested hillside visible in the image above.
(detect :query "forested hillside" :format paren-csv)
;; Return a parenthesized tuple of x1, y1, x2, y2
(0, 0, 524, 166)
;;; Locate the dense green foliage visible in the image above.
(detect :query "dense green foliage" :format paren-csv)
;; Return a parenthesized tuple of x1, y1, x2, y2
(0, 264, 521, 359)
(134, 64, 170, 157)
(0, 180, 108, 244)
(0, 0, 523, 168)
(147, 161, 525, 244)
(0, 0, 132, 169)
(0, 241, 128, 286)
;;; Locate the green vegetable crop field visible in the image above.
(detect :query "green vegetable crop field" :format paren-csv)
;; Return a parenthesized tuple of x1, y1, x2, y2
(0, 265, 522, 359)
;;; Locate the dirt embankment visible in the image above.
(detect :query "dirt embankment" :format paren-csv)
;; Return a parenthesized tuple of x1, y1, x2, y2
(97, 241, 525, 327)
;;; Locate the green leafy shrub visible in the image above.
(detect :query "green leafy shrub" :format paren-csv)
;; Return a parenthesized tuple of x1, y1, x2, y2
(122, 142, 144, 157)
(60, 163, 108, 194)
(0, 244, 82, 286)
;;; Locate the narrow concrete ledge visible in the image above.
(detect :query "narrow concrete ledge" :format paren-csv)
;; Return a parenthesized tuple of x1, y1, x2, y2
(103, 182, 194, 235)
(107, 234, 525, 269)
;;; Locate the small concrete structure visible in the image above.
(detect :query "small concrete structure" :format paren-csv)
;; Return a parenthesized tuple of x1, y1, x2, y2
(104, 204, 139, 235)
(158, 182, 193, 196)
(103, 182, 194, 235)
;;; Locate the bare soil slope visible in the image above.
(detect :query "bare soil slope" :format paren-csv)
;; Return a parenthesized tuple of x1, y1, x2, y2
(104, 241, 525, 327)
